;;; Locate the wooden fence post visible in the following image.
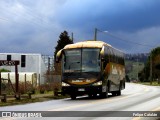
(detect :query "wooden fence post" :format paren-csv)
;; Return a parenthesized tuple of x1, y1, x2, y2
(0, 72, 1, 95)
(25, 74, 27, 92)
(28, 92, 32, 99)
(39, 74, 40, 86)
(32, 74, 34, 88)
(8, 73, 10, 91)
(1, 94, 6, 102)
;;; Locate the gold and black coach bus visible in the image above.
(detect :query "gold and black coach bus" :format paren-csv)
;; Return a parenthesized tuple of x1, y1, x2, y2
(56, 40, 125, 100)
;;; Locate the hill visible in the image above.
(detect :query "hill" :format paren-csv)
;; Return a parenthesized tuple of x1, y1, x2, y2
(125, 53, 148, 81)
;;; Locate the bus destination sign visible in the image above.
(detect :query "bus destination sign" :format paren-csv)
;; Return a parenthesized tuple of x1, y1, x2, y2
(0, 60, 20, 66)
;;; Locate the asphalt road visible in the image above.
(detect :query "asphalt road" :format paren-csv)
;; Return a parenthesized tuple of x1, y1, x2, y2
(0, 83, 160, 120)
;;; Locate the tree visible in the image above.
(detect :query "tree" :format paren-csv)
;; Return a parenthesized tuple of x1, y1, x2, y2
(156, 64, 160, 70)
(54, 31, 73, 61)
(139, 47, 160, 82)
(125, 75, 130, 82)
(0, 68, 10, 72)
(151, 47, 160, 82)
(53, 31, 73, 75)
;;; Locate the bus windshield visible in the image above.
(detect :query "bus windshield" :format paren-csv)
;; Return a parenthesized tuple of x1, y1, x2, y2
(63, 48, 100, 72)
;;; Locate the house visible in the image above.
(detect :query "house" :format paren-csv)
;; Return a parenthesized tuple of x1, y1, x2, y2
(0, 53, 48, 85)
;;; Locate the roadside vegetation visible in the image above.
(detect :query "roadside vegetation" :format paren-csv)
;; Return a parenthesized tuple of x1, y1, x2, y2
(0, 68, 11, 72)
(0, 91, 68, 106)
(138, 47, 160, 85)
(126, 46, 160, 86)
(0, 81, 69, 106)
(0, 73, 67, 106)
(137, 81, 160, 86)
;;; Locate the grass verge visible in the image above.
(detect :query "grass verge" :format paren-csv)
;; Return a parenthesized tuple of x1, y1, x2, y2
(0, 93, 69, 106)
(136, 81, 160, 86)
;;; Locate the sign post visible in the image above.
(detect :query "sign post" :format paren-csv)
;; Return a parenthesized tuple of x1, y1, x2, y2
(0, 60, 19, 66)
(0, 60, 20, 94)
(15, 64, 19, 93)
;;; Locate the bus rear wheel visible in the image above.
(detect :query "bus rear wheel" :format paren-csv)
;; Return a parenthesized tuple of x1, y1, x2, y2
(112, 91, 117, 96)
(116, 90, 121, 96)
(117, 82, 122, 96)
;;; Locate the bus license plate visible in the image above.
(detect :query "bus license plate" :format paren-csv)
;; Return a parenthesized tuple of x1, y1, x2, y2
(78, 88, 85, 91)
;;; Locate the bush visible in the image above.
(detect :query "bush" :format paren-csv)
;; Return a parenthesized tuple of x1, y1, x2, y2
(0, 68, 10, 72)
(19, 82, 35, 94)
(39, 85, 46, 94)
(38, 82, 61, 94)
(52, 82, 61, 92)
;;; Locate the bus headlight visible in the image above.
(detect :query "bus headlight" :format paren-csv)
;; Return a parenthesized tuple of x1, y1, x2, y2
(93, 81, 102, 86)
(62, 82, 70, 86)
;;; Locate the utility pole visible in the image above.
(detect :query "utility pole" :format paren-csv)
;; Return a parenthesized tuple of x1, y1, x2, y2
(71, 32, 74, 42)
(137, 59, 139, 81)
(150, 52, 153, 85)
(48, 57, 50, 74)
(94, 28, 97, 41)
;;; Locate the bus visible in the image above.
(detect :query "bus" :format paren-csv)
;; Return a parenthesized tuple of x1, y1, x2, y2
(56, 40, 125, 100)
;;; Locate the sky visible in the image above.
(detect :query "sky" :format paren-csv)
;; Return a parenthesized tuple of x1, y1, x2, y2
(0, 0, 160, 55)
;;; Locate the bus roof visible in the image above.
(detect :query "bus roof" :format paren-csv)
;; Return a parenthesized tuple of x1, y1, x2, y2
(63, 40, 111, 49)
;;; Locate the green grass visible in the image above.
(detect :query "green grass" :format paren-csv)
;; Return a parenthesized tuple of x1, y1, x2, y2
(0, 98, 40, 106)
(137, 81, 160, 86)
(0, 92, 69, 106)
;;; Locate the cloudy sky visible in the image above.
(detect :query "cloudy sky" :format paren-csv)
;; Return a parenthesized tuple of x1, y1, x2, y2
(0, 0, 160, 55)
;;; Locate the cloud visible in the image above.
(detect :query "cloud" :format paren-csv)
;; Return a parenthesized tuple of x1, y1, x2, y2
(0, 0, 65, 54)
(56, 0, 160, 32)
(108, 26, 160, 53)
(0, 0, 160, 55)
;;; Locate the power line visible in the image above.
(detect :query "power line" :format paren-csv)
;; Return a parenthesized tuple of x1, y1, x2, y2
(0, 3, 53, 32)
(0, 9, 54, 54)
(16, 0, 60, 30)
(0, 17, 8, 21)
(97, 29, 155, 48)
(17, 1, 52, 27)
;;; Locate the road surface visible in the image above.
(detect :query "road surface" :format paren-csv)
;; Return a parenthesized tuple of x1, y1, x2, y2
(0, 83, 160, 120)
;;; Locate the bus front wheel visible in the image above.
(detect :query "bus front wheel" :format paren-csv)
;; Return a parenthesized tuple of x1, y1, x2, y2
(100, 87, 108, 98)
(70, 94, 76, 100)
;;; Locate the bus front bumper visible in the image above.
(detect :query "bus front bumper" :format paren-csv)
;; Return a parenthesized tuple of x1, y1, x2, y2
(62, 86, 102, 95)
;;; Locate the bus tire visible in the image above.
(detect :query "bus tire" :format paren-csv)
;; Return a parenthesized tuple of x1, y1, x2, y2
(88, 94, 96, 98)
(123, 81, 125, 89)
(116, 90, 121, 96)
(116, 82, 122, 96)
(112, 91, 117, 96)
(70, 94, 76, 100)
(100, 87, 108, 98)
(88, 94, 93, 98)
